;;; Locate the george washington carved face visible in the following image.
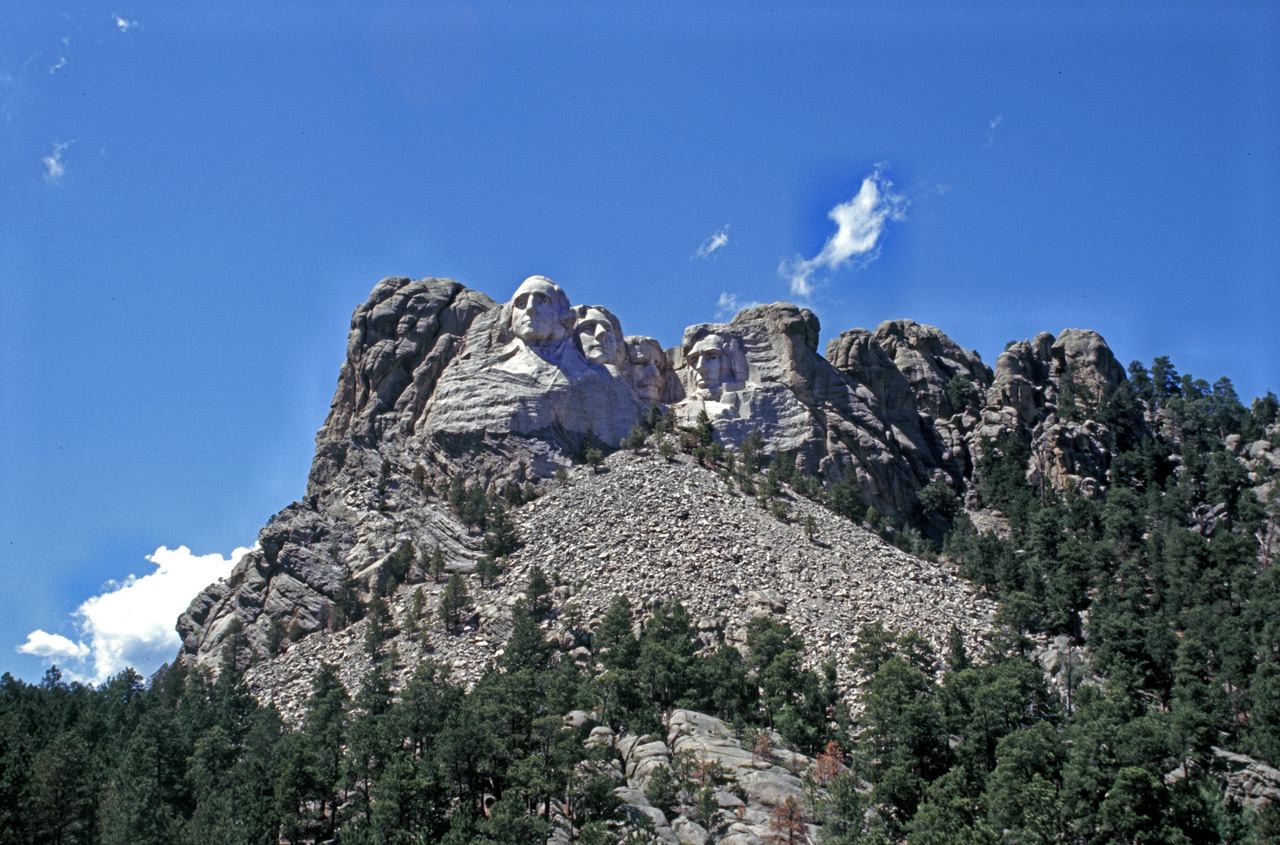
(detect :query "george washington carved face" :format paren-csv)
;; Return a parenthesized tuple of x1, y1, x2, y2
(510, 276, 572, 346)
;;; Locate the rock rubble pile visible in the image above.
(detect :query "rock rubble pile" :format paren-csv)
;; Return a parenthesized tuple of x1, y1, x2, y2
(243, 449, 997, 723)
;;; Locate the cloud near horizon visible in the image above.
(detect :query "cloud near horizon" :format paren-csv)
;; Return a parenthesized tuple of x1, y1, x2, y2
(17, 544, 252, 684)
(779, 168, 907, 298)
(694, 224, 731, 259)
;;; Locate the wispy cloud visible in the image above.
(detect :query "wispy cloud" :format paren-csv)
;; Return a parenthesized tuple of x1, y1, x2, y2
(716, 291, 763, 319)
(48, 56, 67, 74)
(42, 140, 73, 183)
(17, 544, 251, 683)
(779, 166, 907, 298)
(694, 224, 731, 259)
(984, 115, 1003, 148)
(114, 15, 139, 33)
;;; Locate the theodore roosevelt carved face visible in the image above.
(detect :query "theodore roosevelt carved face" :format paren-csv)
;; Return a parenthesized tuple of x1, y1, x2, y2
(626, 336, 668, 403)
(510, 276, 572, 346)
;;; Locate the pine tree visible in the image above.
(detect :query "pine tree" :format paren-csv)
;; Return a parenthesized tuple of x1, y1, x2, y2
(386, 538, 414, 583)
(364, 595, 395, 657)
(595, 595, 639, 671)
(447, 475, 466, 513)
(476, 555, 499, 588)
(267, 615, 287, 655)
(482, 503, 521, 558)
(428, 544, 445, 583)
(525, 565, 553, 618)
(695, 409, 714, 445)
(461, 485, 490, 530)
(300, 663, 350, 841)
(645, 402, 664, 432)
(440, 573, 469, 632)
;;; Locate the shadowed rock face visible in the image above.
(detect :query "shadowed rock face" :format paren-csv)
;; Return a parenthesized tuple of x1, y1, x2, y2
(1050, 328, 1126, 396)
(177, 274, 1132, 671)
(624, 335, 672, 405)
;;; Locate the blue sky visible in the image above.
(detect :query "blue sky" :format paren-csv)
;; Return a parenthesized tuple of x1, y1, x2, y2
(3, 1, 1277, 683)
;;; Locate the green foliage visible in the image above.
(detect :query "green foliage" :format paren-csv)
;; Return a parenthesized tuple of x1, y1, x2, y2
(644, 402, 664, 432)
(428, 544, 446, 583)
(440, 573, 470, 632)
(945, 373, 979, 415)
(644, 764, 679, 817)
(695, 409, 714, 445)
(582, 445, 605, 472)
(916, 478, 961, 520)
(625, 424, 648, 449)
(364, 594, 396, 657)
(386, 538, 415, 583)
(334, 567, 364, 629)
(267, 615, 287, 656)
(826, 469, 864, 521)
(476, 555, 501, 588)
(460, 484, 491, 530)
(595, 594, 639, 671)
(976, 431, 1035, 522)
(405, 586, 427, 637)
(482, 502, 521, 558)
(525, 565, 553, 618)
(739, 427, 765, 474)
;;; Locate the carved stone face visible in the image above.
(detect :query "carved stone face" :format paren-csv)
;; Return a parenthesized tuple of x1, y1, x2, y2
(576, 307, 622, 365)
(688, 335, 728, 392)
(627, 337, 667, 403)
(510, 276, 571, 345)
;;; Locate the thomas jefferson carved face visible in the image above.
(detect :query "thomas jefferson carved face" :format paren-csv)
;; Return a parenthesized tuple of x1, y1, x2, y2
(627, 337, 667, 403)
(688, 334, 728, 392)
(575, 307, 622, 366)
(510, 276, 571, 345)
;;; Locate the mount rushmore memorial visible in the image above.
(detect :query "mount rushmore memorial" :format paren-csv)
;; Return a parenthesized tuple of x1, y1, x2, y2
(177, 274, 1137, 677)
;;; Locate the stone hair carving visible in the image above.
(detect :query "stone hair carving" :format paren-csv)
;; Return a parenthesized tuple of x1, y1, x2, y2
(572, 305, 627, 369)
(625, 335, 670, 404)
(503, 275, 574, 348)
(682, 329, 742, 398)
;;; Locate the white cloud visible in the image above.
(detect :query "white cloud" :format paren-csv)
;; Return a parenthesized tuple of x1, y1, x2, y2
(16, 544, 251, 684)
(779, 167, 907, 298)
(18, 631, 90, 661)
(48, 56, 67, 74)
(984, 114, 1003, 148)
(42, 140, 72, 183)
(694, 224, 731, 259)
(716, 291, 763, 319)
(114, 15, 138, 33)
